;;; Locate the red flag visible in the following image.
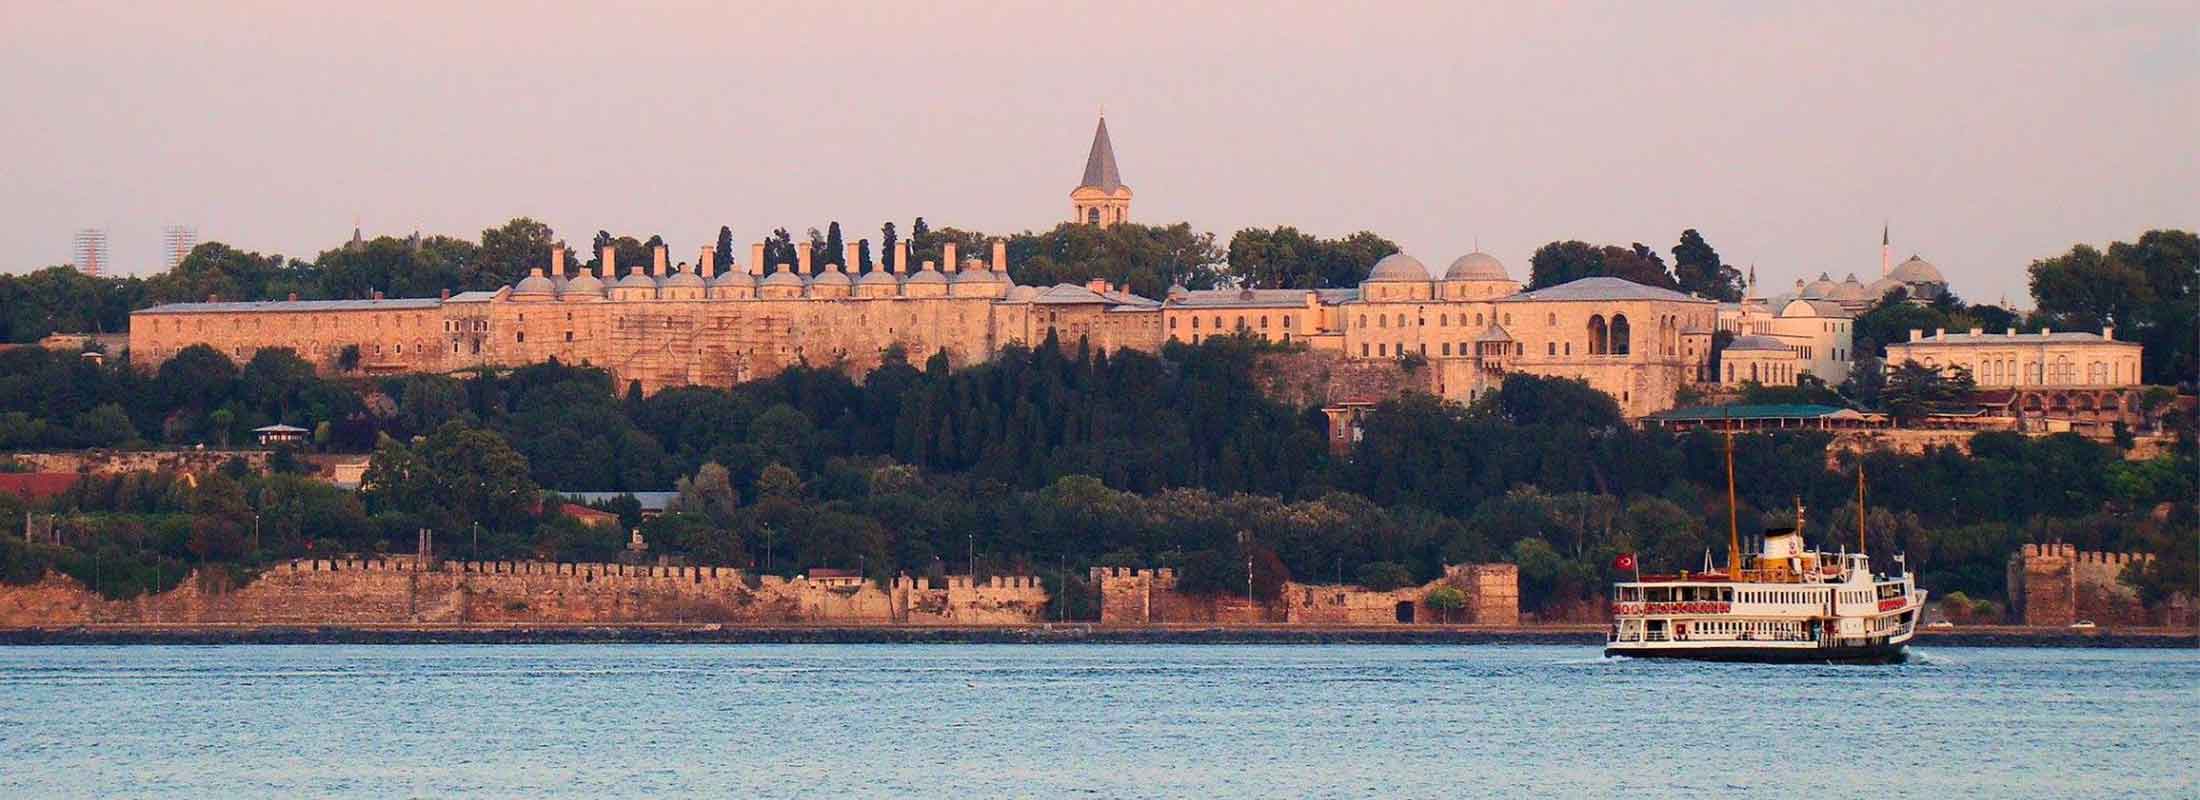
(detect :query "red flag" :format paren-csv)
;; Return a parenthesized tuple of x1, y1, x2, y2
(1613, 553, 1637, 572)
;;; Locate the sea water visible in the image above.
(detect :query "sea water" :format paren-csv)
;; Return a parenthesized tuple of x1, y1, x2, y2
(0, 644, 2191, 798)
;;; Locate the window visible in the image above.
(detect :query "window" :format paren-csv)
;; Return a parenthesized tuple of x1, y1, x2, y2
(1169, 317, 1178, 330)
(1282, 316, 1292, 329)
(1358, 315, 1367, 329)
(1192, 317, 1200, 330)
(516, 332, 525, 343)
(1378, 343, 1387, 357)
(1588, 315, 1609, 355)
(1378, 315, 1387, 328)
(1547, 342, 1555, 356)
(1259, 316, 1269, 329)
(1361, 343, 1369, 357)
(1610, 314, 1631, 355)
(1443, 343, 1452, 356)
(565, 331, 573, 342)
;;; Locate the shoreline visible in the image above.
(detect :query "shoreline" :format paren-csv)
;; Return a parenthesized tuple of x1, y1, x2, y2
(0, 623, 2191, 648)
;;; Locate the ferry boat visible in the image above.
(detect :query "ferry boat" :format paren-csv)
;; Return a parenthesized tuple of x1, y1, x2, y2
(1604, 441, 1925, 665)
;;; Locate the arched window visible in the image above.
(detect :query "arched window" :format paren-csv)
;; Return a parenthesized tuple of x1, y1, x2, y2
(1087, 208, 1100, 224)
(1358, 315, 1366, 329)
(1396, 313, 1407, 328)
(1587, 315, 1609, 355)
(1378, 316, 1387, 328)
(1610, 314, 1631, 355)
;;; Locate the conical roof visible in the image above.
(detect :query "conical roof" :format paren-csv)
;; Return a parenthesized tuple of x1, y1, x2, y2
(1079, 117, 1123, 192)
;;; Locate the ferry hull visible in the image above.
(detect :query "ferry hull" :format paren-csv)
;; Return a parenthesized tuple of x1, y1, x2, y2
(1603, 641, 1907, 665)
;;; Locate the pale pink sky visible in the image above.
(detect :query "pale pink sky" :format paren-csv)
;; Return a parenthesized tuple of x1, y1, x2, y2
(3, 2, 2194, 303)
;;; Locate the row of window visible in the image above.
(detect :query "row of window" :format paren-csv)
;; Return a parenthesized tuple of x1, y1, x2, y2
(1169, 314, 1297, 331)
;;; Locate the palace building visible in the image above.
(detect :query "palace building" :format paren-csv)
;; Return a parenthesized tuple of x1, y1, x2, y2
(127, 118, 1737, 418)
(130, 242, 1723, 417)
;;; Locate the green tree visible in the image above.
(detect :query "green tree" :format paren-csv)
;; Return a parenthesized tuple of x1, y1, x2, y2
(713, 226, 736, 276)
(1671, 229, 1741, 301)
(1227, 226, 1400, 289)
(71, 403, 135, 448)
(361, 423, 537, 533)
(478, 217, 560, 288)
(1880, 360, 1976, 424)
(1355, 560, 1415, 590)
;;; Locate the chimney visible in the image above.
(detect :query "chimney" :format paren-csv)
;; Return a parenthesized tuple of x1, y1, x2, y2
(372, 290, 384, 301)
(698, 246, 714, 279)
(1933, 328, 1946, 339)
(551, 245, 567, 276)
(438, 289, 448, 301)
(1969, 328, 1982, 337)
(797, 242, 813, 275)
(922, 260, 937, 273)
(2039, 329, 2051, 338)
(991, 239, 1007, 273)
(651, 244, 668, 276)
(750, 242, 765, 276)
(288, 292, 300, 302)
(942, 242, 958, 272)
(1088, 278, 1110, 294)
(2006, 327, 2017, 336)
(895, 240, 910, 274)
(843, 242, 858, 274)
(208, 293, 218, 303)
(601, 245, 617, 277)
(1908, 329, 1923, 342)
(2102, 325, 2115, 340)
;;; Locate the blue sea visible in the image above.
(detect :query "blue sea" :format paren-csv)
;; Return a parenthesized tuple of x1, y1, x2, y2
(0, 644, 2191, 798)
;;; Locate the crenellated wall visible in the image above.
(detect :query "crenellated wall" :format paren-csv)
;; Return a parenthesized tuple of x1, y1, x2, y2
(2006, 543, 2154, 626)
(0, 558, 1048, 627)
(1090, 563, 1519, 626)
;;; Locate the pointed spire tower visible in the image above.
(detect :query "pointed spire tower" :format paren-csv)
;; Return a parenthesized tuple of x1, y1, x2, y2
(1881, 222, 1892, 277)
(1071, 114, 1132, 226)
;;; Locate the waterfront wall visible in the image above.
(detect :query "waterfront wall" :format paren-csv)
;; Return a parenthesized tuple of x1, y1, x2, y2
(1090, 563, 1520, 626)
(2006, 543, 2155, 627)
(2, 450, 269, 476)
(0, 558, 1049, 627)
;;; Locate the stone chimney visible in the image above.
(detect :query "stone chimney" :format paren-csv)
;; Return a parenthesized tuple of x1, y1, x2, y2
(551, 245, 567, 276)
(1908, 329, 1923, 341)
(2007, 327, 2017, 336)
(922, 260, 937, 273)
(895, 240, 910, 274)
(438, 289, 448, 301)
(942, 242, 958, 272)
(1934, 328, 1946, 339)
(991, 239, 1007, 274)
(1969, 327, 1982, 337)
(797, 242, 813, 275)
(372, 290, 384, 301)
(651, 244, 668, 277)
(843, 242, 858, 274)
(601, 245, 617, 276)
(2102, 325, 2115, 340)
(751, 242, 766, 276)
(698, 246, 715, 279)
(1088, 278, 1111, 294)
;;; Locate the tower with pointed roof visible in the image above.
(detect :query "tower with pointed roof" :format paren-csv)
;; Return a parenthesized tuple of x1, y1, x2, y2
(1071, 115, 1131, 226)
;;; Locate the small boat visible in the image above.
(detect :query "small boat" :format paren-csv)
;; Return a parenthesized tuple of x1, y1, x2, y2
(1604, 435, 1925, 664)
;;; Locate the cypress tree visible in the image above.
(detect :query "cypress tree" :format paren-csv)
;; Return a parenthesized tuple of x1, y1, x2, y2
(714, 226, 735, 272)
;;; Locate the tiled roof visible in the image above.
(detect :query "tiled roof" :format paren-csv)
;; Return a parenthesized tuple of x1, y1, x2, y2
(1495, 277, 1709, 304)
(1887, 331, 2135, 347)
(1166, 288, 1314, 308)
(1079, 117, 1124, 192)
(1646, 404, 1850, 422)
(137, 297, 443, 314)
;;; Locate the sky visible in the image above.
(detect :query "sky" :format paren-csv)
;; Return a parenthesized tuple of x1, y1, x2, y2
(2, 2, 2194, 305)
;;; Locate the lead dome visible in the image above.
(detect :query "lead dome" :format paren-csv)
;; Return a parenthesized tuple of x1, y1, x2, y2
(1367, 253, 1431, 282)
(1444, 252, 1509, 281)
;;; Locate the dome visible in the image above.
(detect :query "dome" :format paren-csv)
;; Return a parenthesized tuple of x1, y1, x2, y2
(1006, 285, 1039, 302)
(951, 261, 998, 283)
(758, 268, 807, 288)
(1444, 251, 1509, 281)
(709, 270, 754, 289)
(661, 267, 705, 289)
(512, 270, 557, 296)
(564, 271, 607, 297)
(809, 268, 852, 287)
(857, 268, 899, 287)
(1828, 273, 1871, 302)
(1800, 272, 1839, 298)
(1890, 256, 1944, 285)
(614, 270, 659, 290)
(1726, 334, 1791, 352)
(1366, 253, 1431, 282)
(904, 266, 948, 285)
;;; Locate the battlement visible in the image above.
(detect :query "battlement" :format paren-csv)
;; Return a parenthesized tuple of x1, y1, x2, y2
(2011, 543, 2154, 566)
(283, 558, 752, 581)
(1087, 567, 1176, 581)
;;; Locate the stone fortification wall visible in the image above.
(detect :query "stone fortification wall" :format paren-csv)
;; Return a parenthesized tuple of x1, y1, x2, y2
(3, 450, 270, 476)
(1255, 350, 1436, 409)
(2006, 543, 2153, 626)
(0, 558, 1048, 627)
(1091, 563, 1519, 626)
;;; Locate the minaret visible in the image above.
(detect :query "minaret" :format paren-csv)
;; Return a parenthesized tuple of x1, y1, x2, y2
(1881, 223, 1892, 277)
(1070, 114, 1132, 226)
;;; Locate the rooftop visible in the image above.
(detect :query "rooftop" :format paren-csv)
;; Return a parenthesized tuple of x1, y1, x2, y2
(1494, 277, 1710, 304)
(138, 297, 444, 314)
(1645, 404, 1854, 422)
(1889, 330, 2135, 347)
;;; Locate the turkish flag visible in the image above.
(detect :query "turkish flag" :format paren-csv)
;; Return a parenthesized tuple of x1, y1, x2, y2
(1613, 553, 1637, 572)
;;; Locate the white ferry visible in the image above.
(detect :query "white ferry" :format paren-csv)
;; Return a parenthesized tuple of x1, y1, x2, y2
(1605, 443, 1925, 664)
